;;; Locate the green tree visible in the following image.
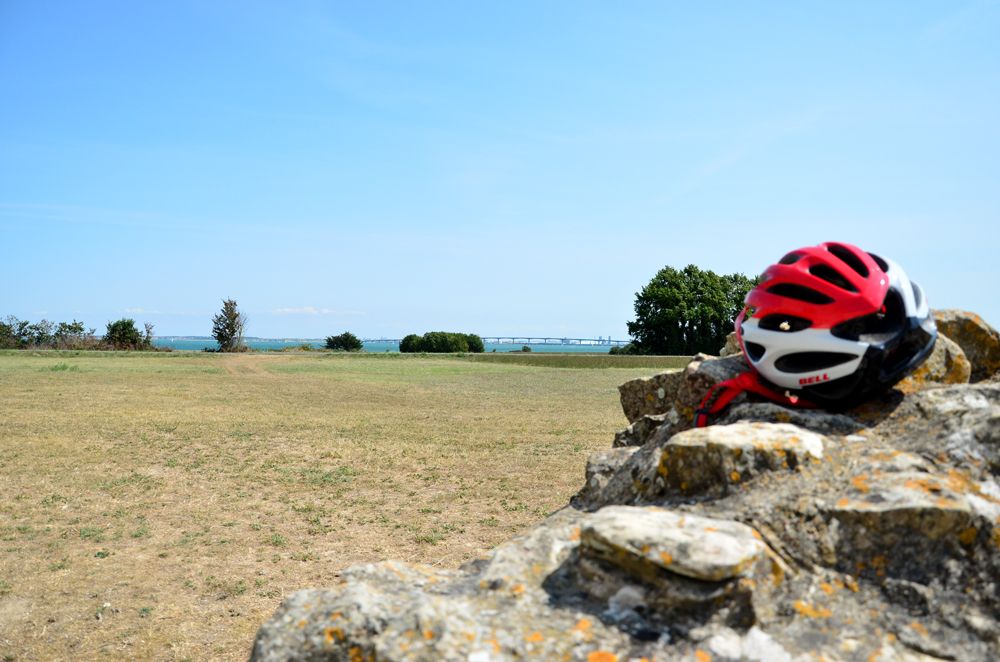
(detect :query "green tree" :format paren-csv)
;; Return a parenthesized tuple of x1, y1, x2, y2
(399, 334, 421, 353)
(104, 318, 145, 350)
(464, 334, 485, 353)
(212, 299, 247, 352)
(325, 332, 363, 352)
(398, 331, 482, 353)
(626, 265, 757, 355)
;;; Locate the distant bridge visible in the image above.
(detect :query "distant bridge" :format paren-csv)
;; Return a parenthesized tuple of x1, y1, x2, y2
(362, 336, 631, 347)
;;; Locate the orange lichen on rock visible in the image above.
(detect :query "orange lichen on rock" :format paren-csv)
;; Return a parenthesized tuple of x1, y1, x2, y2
(423, 629, 435, 640)
(659, 551, 673, 566)
(694, 649, 712, 662)
(587, 651, 618, 662)
(959, 526, 978, 545)
(525, 631, 544, 643)
(324, 627, 344, 644)
(836, 497, 851, 508)
(572, 618, 592, 633)
(910, 621, 929, 637)
(511, 583, 526, 595)
(850, 475, 871, 493)
(730, 471, 741, 482)
(820, 581, 836, 595)
(570, 528, 581, 542)
(793, 600, 833, 618)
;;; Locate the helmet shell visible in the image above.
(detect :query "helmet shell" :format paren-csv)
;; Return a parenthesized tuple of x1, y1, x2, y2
(736, 242, 936, 407)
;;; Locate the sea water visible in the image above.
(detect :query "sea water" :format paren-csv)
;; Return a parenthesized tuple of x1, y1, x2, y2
(153, 337, 621, 353)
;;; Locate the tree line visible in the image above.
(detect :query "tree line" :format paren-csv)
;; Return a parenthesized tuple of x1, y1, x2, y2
(0, 316, 155, 350)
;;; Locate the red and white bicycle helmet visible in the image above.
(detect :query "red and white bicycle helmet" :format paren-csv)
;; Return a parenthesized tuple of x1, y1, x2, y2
(735, 241, 937, 408)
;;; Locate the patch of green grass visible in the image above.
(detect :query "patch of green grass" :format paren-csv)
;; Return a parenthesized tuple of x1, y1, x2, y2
(0, 579, 11, 596)
(44, 362, 80, 372)
(79, 526, 105, 542)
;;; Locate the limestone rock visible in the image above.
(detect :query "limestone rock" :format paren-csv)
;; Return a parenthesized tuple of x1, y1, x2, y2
(582, 506, 767, 582)
(617, 369, 683, 423)
(715, 401, 864, 436)
(897, 332, 971, 392)
(719, 331, 740, 357)
(656, 422, 825, 498)
(616, 353, 748, 427)
(933, 309, 1000, 382)
(612, 411, 676, 448)
(576, 422, 826, 507)
(582, 448, 638, 499)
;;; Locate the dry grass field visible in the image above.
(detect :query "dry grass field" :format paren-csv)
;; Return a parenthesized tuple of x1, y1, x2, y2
(0, 350, 676, 661)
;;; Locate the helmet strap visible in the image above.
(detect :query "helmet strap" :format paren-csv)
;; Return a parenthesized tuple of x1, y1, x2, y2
(695, 371, 814, 428)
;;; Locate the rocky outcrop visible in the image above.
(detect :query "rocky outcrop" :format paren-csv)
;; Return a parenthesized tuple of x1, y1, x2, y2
(719, 331, 740, 357)
(252, 324, 1000, 661)
(897, 332, 971, 392)
(933, 309, 1000, 383)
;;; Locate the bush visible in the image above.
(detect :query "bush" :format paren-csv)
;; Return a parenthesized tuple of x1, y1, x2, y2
(1, 316, 100, 349)
(521, 345, 532, 353)
(609, 343, 640, 355)
(398, 331, 484, 353)
(626, 265, 757, 355)
(104, 318, 151, 350)
(399, 334, 422, 353)
(325, 332, 363, 352)
(465, 334, 485, 353)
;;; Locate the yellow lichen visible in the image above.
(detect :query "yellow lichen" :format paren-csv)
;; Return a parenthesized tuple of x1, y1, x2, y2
(730, 471, 741, 482)
(793, 601, 833, 618)
(959, 527, 978, 546)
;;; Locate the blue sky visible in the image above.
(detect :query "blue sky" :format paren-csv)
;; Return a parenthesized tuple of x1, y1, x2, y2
(2, 1, 998, 338)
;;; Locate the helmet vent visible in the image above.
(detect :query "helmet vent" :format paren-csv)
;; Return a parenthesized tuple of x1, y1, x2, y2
(808, 264, 858, 292)
(867, 252, 890, 273)
(778, 252, 803, 265)
(826, 244, 870, 278)
(758, 315, 812, 332)
(744, 341, 766, 362)
(774, 352, 856, 373)
(831, 289, 905, 342)
(766, 283, 834, 305)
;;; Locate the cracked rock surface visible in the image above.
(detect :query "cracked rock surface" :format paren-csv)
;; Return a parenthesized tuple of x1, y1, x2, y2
(252, 318, 1000, 661)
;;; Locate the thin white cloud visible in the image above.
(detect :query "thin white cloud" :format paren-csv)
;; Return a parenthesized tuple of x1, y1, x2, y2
(272, 307, 365, 316)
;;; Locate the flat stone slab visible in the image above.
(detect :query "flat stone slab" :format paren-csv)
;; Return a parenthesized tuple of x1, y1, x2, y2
(658, 422, 826, 496)
(581, 505, 767, 582)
